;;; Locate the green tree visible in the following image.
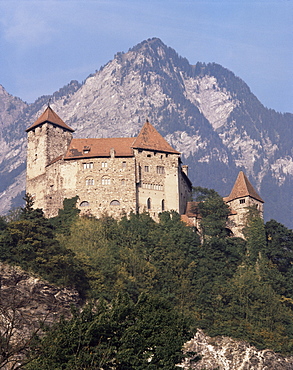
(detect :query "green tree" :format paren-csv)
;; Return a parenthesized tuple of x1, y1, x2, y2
(26, 294, 191, 370)
(0, 194, 88, 295)
(50, 196, 80, 235)
(243, 206, 267, 264)
(192, 187, 230, 240)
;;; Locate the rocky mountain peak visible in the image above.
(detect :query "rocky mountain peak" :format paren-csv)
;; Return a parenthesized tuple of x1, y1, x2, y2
(0, 38, 292, 228)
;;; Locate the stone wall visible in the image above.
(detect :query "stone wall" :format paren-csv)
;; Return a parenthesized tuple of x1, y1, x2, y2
(227, 197, 264, 238)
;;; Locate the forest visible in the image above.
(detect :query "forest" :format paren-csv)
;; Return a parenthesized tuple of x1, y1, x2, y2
(0, 189, 293, 369)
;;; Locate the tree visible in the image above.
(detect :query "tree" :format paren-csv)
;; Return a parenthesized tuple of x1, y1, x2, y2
(0, 194, 88, 295)
(192, 186, 230, 240)
(26, 293, 191, 370)
(242, 206, 266, 264)
(50, 196, 80, 235)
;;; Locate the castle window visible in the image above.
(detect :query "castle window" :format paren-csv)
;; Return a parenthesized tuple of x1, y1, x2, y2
(122, 161, 127, 168)
(147, 197, 151, 210)
(121, 179, 125, 185)
(102, 176, 110, 185)
(240, 199, 245, 204)
(147, 154, 151, 158)
(102, 162, 108, 168)
(83, 162, 93, 169)
(80, 201, 89, 207)
(156, 166, 165, 174)
(86, 178, 94, 186)
(110, 200, 120, 206)
(144, 166, 149, 172)
(161, 199, 165, 211)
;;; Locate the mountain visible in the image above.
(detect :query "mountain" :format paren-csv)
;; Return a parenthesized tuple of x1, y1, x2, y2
(0, 38, 292, 228)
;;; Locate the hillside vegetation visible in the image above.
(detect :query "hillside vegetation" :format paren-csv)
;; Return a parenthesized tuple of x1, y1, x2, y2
(1, 191, 293, 368)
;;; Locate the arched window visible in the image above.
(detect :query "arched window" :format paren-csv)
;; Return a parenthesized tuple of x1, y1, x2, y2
(161, 199, 165, 211)
(101, 176, 111, 185)
(85, 178, 94, 186)
(110, 200, 120, 206)
(147, 198, 151, 210)
(80, 201, 89, 207)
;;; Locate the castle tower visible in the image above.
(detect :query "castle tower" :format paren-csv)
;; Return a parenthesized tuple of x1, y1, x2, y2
(132, 120, 191, 218)
(26, 106, 74, 209)
(224, 171, 264, 237)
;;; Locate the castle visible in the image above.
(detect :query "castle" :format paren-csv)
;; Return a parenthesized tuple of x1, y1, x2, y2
(26, 106, 264, 237)
(26, 106, 192, 220)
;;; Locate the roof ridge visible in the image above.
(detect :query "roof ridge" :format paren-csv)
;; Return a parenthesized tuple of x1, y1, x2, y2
(131, 120, 179, 154)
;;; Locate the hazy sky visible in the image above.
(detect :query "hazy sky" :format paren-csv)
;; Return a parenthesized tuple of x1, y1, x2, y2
(0, 0, 292, 113)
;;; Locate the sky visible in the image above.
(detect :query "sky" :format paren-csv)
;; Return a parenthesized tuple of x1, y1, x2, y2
(0, 0, 292, 113)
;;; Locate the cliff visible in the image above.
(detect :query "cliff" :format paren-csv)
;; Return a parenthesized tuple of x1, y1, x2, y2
(0, 262, 80, 369)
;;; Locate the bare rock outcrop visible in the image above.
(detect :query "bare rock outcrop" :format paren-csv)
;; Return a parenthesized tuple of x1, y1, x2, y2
(181, 329, 293, 370)
(0, 262, 80, 369)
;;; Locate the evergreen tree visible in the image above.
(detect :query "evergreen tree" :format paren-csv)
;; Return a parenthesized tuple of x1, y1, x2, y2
(50, 196, 80, 235)
(26, 294, 191, 370)
(0, 194, 88, 294)
(192, 186, 230, 240)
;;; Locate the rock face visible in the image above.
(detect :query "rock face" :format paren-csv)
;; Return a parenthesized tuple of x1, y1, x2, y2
(181, 329, 293, 369)
(0, 38, 292, 228)
(0, 262, 80, 369)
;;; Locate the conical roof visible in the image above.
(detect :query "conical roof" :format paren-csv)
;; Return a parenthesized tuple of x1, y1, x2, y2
(132, 120, 179, 154)
(26, 106, 74, 132)
(225, 171, 264, 203)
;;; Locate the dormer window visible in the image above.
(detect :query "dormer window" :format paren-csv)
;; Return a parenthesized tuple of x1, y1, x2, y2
(83, 146, 90, 154)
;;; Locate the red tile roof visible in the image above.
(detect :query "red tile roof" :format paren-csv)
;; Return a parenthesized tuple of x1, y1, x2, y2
(64, 138, 135, 159)
(132, 120, 179, 154)
(225, 171, 264, 203)
(26, 106, 74, 132)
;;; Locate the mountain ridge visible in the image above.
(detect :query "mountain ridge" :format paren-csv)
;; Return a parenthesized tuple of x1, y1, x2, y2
(0, 38, 292, 228)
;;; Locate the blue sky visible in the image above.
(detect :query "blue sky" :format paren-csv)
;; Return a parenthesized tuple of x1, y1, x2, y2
(0, 0, 292, 113)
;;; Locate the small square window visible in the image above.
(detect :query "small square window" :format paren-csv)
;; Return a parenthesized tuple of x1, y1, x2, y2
(240, 199, 246, 204)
